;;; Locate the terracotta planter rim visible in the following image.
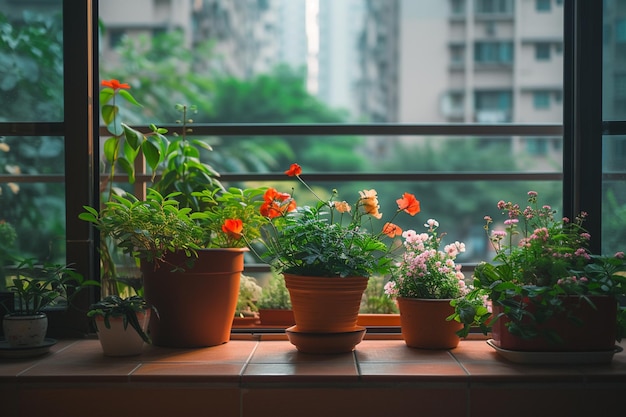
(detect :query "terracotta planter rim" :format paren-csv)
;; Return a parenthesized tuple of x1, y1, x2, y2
(398, 297, 456, 302)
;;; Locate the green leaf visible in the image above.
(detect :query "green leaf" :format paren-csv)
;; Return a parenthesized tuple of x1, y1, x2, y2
(121, 123, 143, 150)
(142, 140, 162, 174)
(101, 103, 117, 126)
(103, 137, 120, 164)
(118, 89, 142, 107)
(99, 88, 115, 105)
(117, 157, 135, 184)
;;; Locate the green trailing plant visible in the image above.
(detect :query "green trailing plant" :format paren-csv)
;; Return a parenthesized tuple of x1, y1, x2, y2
(2, 258, 98, 316)
(451, 191, 626, 342)
(87, 294, 155, 343)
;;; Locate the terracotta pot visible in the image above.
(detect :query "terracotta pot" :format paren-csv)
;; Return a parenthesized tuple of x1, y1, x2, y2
(283, 274, 368, 333)
(491, 295, 617, 352)
(2, 313, 48, 348)
(397, 297, 462, 349)
(258, 308, 295, 326)
(142, 248, 246, 348)
(94, 310, 150, 356)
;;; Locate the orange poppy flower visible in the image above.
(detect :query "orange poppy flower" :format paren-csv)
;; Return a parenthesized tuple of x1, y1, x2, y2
(222, 218, 243, 238)
(396, 193, 420, 216)
(101, 79, 131, 90)
(285, 163, 302, 177)
(383, 222, 402, 238)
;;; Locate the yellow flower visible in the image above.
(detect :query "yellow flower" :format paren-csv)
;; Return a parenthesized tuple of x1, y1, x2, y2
(7, 183, 19, 194)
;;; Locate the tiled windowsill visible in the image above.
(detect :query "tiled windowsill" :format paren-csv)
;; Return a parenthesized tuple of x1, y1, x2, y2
(1, 335, 625, 417)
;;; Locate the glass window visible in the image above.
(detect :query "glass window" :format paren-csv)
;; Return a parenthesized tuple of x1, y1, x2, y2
(0, 2, 66, 273)
(533, 91, 551, 109)
(475, 41, 514, 64)
(475, 0, 514, 14)
(0, 6, 64, 122)
(535, 43, 551, 60)
(536, 0, 551, 12)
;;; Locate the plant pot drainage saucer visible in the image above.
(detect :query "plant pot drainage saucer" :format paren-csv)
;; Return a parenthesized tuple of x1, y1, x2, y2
(285, 325, 366, 354)
(487, 339, 623, 365)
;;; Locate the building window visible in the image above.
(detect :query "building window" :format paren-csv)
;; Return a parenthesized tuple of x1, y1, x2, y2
(525, 138, 549, 155)
(533, 91, 551, 109)
(616, 19, 626, 43)
(475, 41, 513, 64)
(536, 0, 551, 12)
(475, 0, 514, 14)
(535, 43, 551, 60)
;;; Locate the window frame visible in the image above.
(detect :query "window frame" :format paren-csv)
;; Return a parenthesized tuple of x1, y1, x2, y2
(0, 0, 609, 333)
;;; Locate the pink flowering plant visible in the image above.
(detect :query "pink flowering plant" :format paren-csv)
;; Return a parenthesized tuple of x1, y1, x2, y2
(384, 219, 469, 300)
(453, 191, 626, 341)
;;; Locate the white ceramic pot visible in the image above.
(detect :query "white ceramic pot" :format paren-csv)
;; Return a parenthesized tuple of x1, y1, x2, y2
(94, 310, 150, 356)
(2, 313, 48, 348)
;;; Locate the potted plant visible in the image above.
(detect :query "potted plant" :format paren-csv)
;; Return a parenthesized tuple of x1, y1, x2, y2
(80, 186, 268, 348)
(384, 219, 467, 349)
(257, 163, 420, 352)
(83, 79, 270, 348)
(97, 79, 223, 296)
(2, 258, 97, 348)
(452, 191, 626, 356)
(88, 294, 155, 356)
(233, 274, 262, 326)
(257, 272, 294, 326)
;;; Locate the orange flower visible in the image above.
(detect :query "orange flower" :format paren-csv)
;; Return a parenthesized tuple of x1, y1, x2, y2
(222, 218, 243, 238)
(383, 222, 402, 238)
(285, 163, 302, 177)
(333, 201, 351, 213)
(359, 189, 382, 219)
(396, 192, 420, 216)
(261, 188, 296, 218)
(101, 79, 131, 90)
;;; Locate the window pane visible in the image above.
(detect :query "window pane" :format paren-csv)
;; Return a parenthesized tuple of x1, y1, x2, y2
(99, 0, 563, 124)
(0, 1, 64, 122)
(604, 0, 626, 120)
(0, 136, 66, 265)
(602, 135, 626, 255)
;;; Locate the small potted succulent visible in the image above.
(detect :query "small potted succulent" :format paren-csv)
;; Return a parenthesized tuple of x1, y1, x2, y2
(257, 272, 294, 326)
(88, 294, 155, 356)
(2, 258, 97, 348)
(452, 191, 626, 355)
(233, 274, 262, 326)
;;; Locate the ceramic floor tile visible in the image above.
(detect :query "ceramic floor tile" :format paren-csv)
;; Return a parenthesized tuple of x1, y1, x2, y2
(243, 361, 359, 383)
(250, 340, 358, 364)
(359, 361, 467, 382)
(140, 339, 258, 363)
(355, 339, 455, 362)
(131, 362, 244, 383)
(462, 361, 584, 381)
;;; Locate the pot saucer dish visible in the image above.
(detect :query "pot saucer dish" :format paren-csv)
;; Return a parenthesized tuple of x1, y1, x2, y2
(285, 325, 366, 354)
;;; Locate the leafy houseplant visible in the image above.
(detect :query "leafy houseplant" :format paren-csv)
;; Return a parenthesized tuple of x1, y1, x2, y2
(88, 295, 153, 343)
(2, 259, 97, 347)
(255, 163, 420, 351)
(97, 79, 224, 295)
(257, 272, 295, 326)
(453, 191, 626, 351)
(384, 219, 468, 349)
(259, 163, 421, 278)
